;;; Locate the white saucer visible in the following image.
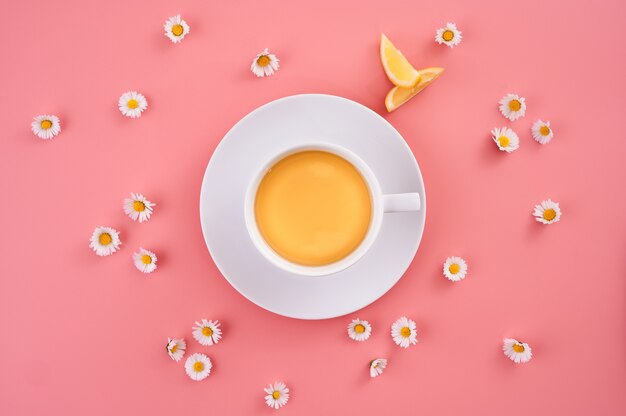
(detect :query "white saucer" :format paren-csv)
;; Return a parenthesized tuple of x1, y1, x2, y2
(199, 94, 426, 320)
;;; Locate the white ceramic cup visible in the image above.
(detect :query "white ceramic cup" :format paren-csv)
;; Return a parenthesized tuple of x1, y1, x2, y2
(244, 143, 421, 276)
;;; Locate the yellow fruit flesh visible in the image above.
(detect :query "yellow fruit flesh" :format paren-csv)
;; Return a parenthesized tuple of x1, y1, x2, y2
(380, 34, 421, 88)
(385, 67, 445, 112)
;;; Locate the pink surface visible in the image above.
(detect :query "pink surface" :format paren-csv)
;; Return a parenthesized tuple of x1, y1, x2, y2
(1, 0, 625, 414)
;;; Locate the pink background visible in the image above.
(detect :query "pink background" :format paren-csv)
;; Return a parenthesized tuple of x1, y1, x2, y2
(1, 0, 625, 414)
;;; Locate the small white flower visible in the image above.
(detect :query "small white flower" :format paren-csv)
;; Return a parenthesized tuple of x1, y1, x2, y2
(498, 93, 526, 121)
(435, 22, 462, 48)
(123, 193, 155, 222)
(164, 14, 190, 43)
(184, 353, 212, 381)
(264, 381, 289, 409)
(503, 338, 532, 363)
(532, 199, 561, 224)
(31, 115, 61, 140)
(531, 120, 554, 144)
(192, 318, 222, 346)
(89, 226, 121, 256)
(491, 127, 520, 153)
(443, 256, 468, 281)
(391, 316, 418, 348)
(347, 318, 372, 342)
(369, 358, 387, 378)
(118, 91, 148, 118)
(251, 48, 280, 77)
(166, 338, 186, 362)
(133, 248, 157, 273)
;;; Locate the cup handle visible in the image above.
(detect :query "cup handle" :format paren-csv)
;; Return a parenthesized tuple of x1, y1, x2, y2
(383, 193, 421, 213)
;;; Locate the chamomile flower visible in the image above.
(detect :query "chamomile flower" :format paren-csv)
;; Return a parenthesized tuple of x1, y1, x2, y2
(532, 199, 561, 224)
(347, 318, 372, 342)
(491, 127, 520, 153)
(498, 93, 526, 121)
(192, 319, 222, 346)
(184, 353, 212, 381)
(166, 337, 186, 362)
(443, 256, 468, 282)
(369, 358, 387, 378)
(435, 22, 462, 48)
(31, 115, 61, 140)
(133, 248, 157, 273)
(503, 338, 533, 363)
(264, 381, 290, 409)
(531, 120, 554, 144)
(118, 91, 148, 118)
(251, 48, 280, 77)
(123, 193, 155, 222)
(163, 14, 189, 43)
(89, 226, 121, 256)
(391, 316, 418, 348)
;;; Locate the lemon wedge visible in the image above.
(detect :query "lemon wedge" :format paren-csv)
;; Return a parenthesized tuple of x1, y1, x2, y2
(380, 34, 421, 88)
(385, 67, 445, 112)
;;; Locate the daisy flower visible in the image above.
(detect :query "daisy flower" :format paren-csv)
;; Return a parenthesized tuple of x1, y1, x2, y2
(184, 353, 212, 381)
(531, 120, 554, 144)
(31, 115, 61, 140)
(503, 338, 532, 363)
(369, 358, 387, 378)
(118, 91, 148, 118)
(133, 248, 157, 273)
(443, 256, 468, 282)
(123, 193, 155, 222)
(251, 48, 280, 77)
(347, 318, 372, 342)
(166, 337, 186, 362)
(391, 316, 418, 348)
(532, 199, 561, 224)
(192, 319, 222, 346)
(89, 226, 121, 256)
(264, 381, 289, 409)
(491, 127, 520, 153)
(435, 22, 462, 48)
(163, 14, 190, 43)
(499, 93, 526, 121)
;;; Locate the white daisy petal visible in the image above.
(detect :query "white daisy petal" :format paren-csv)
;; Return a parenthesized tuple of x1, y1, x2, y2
(443, 256, 468, 281)
(264, 381, 290, 409)
(347, 318, 372, 341)
(391, 316, 418, 348)
(503, 338, 533, 363)
(184, 353, 212, 380)
(164, 14, 190, 43)
(435, 22, 462, 48)
(192, 318, 222, 346)
(531, 120, 554, 144)
(491, 127, 520, 153)
(532, 199, 561, 224)
(123, 193, 155, 222)
(369, 358, 387, 378)
(133, 248, 158, 273)
(498, 93, 526, 121)
(118, 91, 148, 118)
(251, 48, 280, 78)
(31, 115, 61, 140)
(166, 337, 186, 362)
(89, 226, 121, 256)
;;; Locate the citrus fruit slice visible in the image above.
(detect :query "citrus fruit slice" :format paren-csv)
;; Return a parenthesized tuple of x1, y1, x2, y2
(385, 67, 445, 112)
(380, 34, 421, 88)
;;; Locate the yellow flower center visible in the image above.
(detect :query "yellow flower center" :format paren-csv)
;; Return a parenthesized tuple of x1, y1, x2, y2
(272, 391, 281, 399)
(539, 125, 551, 136)
(400, 327, 411, 338)
(508, 99, 521, 111)
(498, 136, 510, 148)
(127, 99, 139, 109)
(40, 120, 52, 129)
(372, 361, 379, 368)
(141, 254, 152, 264)
(202, 327, 213, 337)
(512, 343, 525, 353)
(133, 200, 146, 212)
(543, 208, 557, 221)
(193, 361, 204, 372)
(99, 233, 112, 245)
(172, 24, 184, 36)
(354, 324, 365, 333)
(442, 30, 454, 41)
(170, 344, 178, 353)
(257, 55, 270, 67)
(448, 263, 460, 274)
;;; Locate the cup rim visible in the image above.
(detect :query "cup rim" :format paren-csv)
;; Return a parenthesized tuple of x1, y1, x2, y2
(244, 142, 384, 277)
